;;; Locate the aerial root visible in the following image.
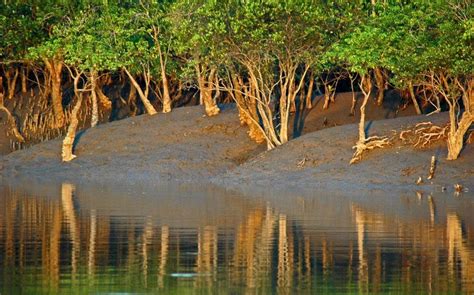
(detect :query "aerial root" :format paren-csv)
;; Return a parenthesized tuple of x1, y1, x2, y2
(350, 136, 390, 164)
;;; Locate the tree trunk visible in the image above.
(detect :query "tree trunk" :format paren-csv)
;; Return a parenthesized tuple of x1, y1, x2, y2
(213, 73, 221, 102)
(289, 82, 296, 114)
(21, 66, 28, 93)
(196, 66, 206, 106)
(197, 66, 220, 117)
(124, 68, 157, 115)
(447, 111, 472, 160)
(446, 79, 473, 160)
(279, 77, 290, 144)
(358, 75, 372, 143)
(0, 76, 3, 106)
(159, 48, 172, 113)
(161, 73, 172, 113)
(322, 83, 331, 109)
(231, 73, 265, 144)
(305, 72, 314, 109)
(280, 64, 308, 144)
(90, 71, 99, 128)
(231, 73, 250, 127)
(408, 80, 422, 115)
(128, 83, 138, 116)
(44, 59, 65, 127)
(374, 67, 385, 106)
(6, 67, 19, 100)
(62, 92, 83, 162)
(349, 74, 357, 115)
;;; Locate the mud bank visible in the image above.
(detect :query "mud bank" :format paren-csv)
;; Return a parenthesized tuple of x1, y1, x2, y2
(214, 113, 474, 195)
(0, 101, 472, 195)
(0, 105, 262, 184)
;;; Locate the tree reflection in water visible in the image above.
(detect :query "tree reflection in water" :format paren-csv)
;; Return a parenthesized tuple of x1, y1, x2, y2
(0, 183, 473, 293)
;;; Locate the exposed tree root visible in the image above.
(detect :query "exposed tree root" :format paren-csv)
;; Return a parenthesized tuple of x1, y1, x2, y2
(399, 122, 448, 148)
(350, 135, 390, 164)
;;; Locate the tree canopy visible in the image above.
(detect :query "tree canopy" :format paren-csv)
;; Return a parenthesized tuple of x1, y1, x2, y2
(0, 0, 472, 160)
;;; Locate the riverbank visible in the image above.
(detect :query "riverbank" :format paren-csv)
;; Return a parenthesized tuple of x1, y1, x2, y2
(0, 93, 472, 195)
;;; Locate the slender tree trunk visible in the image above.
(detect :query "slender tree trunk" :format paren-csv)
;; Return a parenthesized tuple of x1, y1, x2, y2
(243, 62, 281, 149)
(62, 76, 83, 162)
(161, 73, 171, 113)
(196, 65, 220, 117)
(408, 81, 422, 115)
(158, 47, 171, 113)
(289, 82, 296, 114)
(280, 64, 308, 144)
(0, 76, 3, 106)
(6, 67, 19, 100)
(279, 75, 290, 144)
(231, 73, 248, 126)
(305, 72, 314, 109)
(374, 67, 385, 106)
(21, 66, 28, 93)
(124, 68, 157, 115)
(196, 65, 206, 106)
(213, 73, 220, 102)
(90, 71, 99, 128)
(358, 75, 372, 142)
(128, 83, 138, 116)
(44, 59, 65, 127)
(323, 83, 331, 109)
(348, 73, 358, 115)
(350, 72, 389, 164)
(230, 73, 264, 143)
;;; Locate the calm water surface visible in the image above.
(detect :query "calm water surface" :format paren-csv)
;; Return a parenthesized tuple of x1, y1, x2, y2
(0, 182, 473, 294)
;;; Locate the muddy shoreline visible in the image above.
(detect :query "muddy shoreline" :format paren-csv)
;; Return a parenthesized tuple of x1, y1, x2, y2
(1, 102, 473, 196)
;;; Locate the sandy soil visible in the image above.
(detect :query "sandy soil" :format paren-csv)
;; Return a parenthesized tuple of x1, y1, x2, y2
(0, 92, 472, 195)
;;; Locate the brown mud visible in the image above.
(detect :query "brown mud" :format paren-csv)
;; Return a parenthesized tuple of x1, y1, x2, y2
(0, 92, 472, 195)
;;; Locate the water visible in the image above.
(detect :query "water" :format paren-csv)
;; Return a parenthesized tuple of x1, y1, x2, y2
(0, 182, 473, 294)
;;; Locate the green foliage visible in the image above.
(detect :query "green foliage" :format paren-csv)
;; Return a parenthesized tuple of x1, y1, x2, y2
(1, 0, 471, 92)
(324, 1, 473, 84)
(0, 3, 45, 62)
(61, 7, 143, 72)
